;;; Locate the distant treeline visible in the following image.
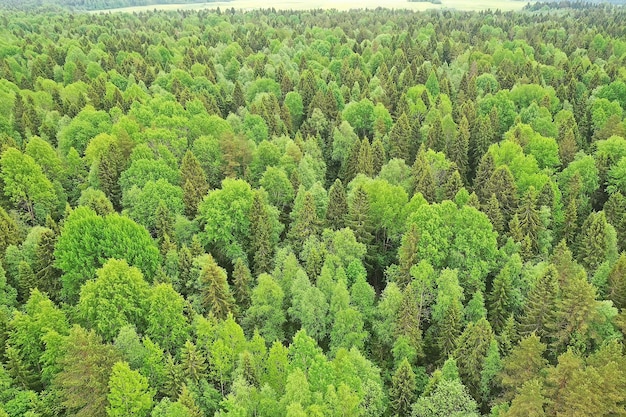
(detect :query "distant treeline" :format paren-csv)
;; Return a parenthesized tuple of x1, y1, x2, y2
(0, 0, 218, 11)
(526, 0, 626, 9)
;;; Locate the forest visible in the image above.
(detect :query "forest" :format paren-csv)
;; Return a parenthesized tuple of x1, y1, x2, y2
(2, 0, 217, 12)
(0, 2, 626, 417)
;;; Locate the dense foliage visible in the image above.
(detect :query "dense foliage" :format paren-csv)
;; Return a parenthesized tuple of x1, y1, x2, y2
(1, 3, 626, 416)
(1, 0, 216, 11)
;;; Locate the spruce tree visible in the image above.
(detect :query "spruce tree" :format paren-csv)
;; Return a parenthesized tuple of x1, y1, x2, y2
(0, 206, 19, 256)
(608, 253, 626, 310)
(287, 192, 320, 255)
(326, 179, 347, 230)
(486, 165, 518, 220)
(232, 258, 253, 313)
(482, 193, 504, 239)
(180, 340, 207, 384)
(347, 186, 374, 248)
(412, 147, 436, 202)
(371, 138, 386, 175)
(34, 228, 61, 301)
(516, 187, 541, 255)
(357, 138, 374, 177)
(578, 211, 615, 272)
(250, 191, 274, 275)
(181, 150, 209, 218)
(453, 318, 494, 402)
(473, 152, 495, 201)
(200, 255, 235, 320)
(519, 265, 559, 341)
(488, 265, 514, 334)
(390, 358, 417, 417)
(444, 170, 463, 201)
(499, 334, 548, 401)
(389, 112, 411, 161)
(397, 223, 420, 288)
(97, 143, 123, 211)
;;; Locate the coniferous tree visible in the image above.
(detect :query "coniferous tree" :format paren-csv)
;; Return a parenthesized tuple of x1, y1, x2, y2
(347, 186, 374, 249)
(371, 138, 386, 175)
(444, 169, 463, 201)
(453, 318, 494, 402)
(181, 150, 209, 218)
(250, 191, 274, 275)
(199, 255, 235, 320)
(482, 193, 504, 239)
(412, 147, 436, 202)
(516, 187, 541, 255)
(389, 112, 411, 161)
(473, 152, 495, 200)
(578, 211, 615, 273)
(326, 179, 347, 230)
(34, 228, 61, 301)
(607, 253, 626, 310)
(519, 265, 559, 342)
(357, 137, 374, 177)
(389, 358, 416, 417)
(486, 165, 518, 220)
(288, 192, 320, 255)
(232, 258, 253, 314)
(97, 142, 123, 210)
(488, 265, 514, 335)
(180, 340, 207, 384)
(397, 223, 420, 288)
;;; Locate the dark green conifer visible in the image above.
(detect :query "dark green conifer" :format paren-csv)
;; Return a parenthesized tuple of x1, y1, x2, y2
(326, 179, 347, 230)
(181, 150, 209, 218)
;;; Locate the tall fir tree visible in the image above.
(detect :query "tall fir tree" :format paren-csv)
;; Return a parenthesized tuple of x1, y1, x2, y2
(288, 192, 320, 255)
(578, 211, 615, 272)
(97, 142, 123, 211)
(485, 165, 518, 220)
(519, 265, 559, 342)
(389, 358, 417, 417)
(412, 147, 436, 202)
(607, 253, 626, 310)
(181, 150, 209, 218)
(371, 138, 386, 175)
(389, 112, 411, 161)
(326, 179, 348, 230)
(473, 152, 495, 201)
(357, 138, 374, 177)
(232, 258, 253, 314)
(250, 191, 274, 275)
(200, 255, 235, 320)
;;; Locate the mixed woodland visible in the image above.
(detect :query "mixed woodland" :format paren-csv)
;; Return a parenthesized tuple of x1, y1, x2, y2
(1, 3, 626, 417)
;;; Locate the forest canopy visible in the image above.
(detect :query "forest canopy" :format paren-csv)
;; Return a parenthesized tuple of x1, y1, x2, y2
(1, 3, 626, 417)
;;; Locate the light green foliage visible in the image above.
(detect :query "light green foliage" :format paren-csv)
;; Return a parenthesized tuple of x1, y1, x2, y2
(244, 273, 286, 343)
(123, 179, 184, 232)
(107, 361, 154, 417)
(77, 259, 151, 341)
(1, 147, 57, 223)
(146, 283, 189, 353)
(55, 207, 160, 303)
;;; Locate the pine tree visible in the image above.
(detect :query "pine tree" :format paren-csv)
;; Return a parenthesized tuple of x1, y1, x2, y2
(505, 379, 548, 417)
(0, 205, 19, 256)
(562, 197, 578, 246)
(250, 191, 274, 275)
(232, 258, 253, 313)
(412, 147, 436, 202)
(288, 192, 321, 255)
(326, 179, 347, 230)
(608, 253, 626, 310)
(343, 140, 361, 184)
(519, 265, 559, 341)
(155, 201, 174, 254)
(605, 192, 626, 252)
(200, 255, 235, 320)
(181, 150, 209, 218)
(390, 358, 417, 417)
(178, 384, 203, 417)
(389, 112, 411, 161)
